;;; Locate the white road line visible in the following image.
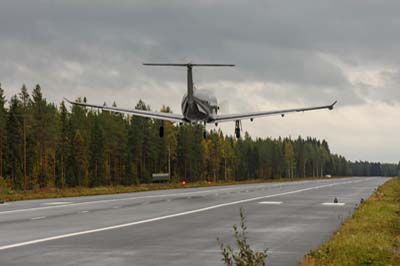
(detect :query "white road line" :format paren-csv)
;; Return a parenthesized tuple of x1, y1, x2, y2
(0, 179, 364, 251)
(79, 211, 89, 214)
(0, 187, 248, 215)
(43, 202, 72, 206)
(0, 179, 328, 215)
(31, 216, 46, 220)
(258, 201, 283, 205)
(322, 202, 345, 206)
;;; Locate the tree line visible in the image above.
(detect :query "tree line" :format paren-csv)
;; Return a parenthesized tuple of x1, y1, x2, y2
(0, 83, 398, 190)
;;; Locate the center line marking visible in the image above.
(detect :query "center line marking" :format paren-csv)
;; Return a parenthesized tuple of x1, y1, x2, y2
(322, 202, 345, 206)
(79, 211, 89, 213)
(31, 216, 46, 220)
(0, 179, 365, 251)
(258, 201, 283, 205)
(0, 183, 297, 215)
(43, 202, 72, 206)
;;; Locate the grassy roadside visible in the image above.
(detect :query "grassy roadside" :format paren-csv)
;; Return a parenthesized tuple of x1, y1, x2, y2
(0, 176, 348, 203)
(303, 177, 400, 266)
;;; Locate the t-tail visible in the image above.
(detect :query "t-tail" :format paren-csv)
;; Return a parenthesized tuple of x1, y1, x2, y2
(143, 63, 234, 105)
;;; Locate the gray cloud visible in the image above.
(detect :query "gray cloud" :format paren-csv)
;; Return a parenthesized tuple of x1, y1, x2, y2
(0, 0, 399, 162)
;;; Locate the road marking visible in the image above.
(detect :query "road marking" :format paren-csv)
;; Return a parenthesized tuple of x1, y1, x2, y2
(43, 202, 72, 206)
(258, 201, 283, 205)
(79, 211, 89, 214)
(31, 216, 46, 220)
(0, 179, 328, 215)
(322, 202, 345, 206)
(112, 206, 120, 209)
(0, 185, 280, 215)
(0, 179, 365, 251)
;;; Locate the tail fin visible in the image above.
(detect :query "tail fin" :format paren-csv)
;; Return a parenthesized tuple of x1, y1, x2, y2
(143, 63, 235, 103)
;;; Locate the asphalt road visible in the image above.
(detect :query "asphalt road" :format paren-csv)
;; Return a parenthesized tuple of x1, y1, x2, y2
(0, 177, 389, 266)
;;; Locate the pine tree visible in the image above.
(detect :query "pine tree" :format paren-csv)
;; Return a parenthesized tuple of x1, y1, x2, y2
(18, 85, 31, 189)
(284, 140, 295, 179)
(6, 96, 23, 188)
(73, 130, 88, 186)
(56, 101, 69, 188)
(32, 84, 50, 187)
(0, 84, 6, 178)
(89, 115, 105, 186)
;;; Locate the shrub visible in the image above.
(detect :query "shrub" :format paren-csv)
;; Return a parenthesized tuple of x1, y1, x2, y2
(217, 208, 268, 266)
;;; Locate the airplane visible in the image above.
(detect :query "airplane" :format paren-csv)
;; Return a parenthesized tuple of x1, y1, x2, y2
(65, 63, 337, 139)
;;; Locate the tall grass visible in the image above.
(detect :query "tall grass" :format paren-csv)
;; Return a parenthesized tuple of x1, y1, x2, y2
(303, 177, 400, 266)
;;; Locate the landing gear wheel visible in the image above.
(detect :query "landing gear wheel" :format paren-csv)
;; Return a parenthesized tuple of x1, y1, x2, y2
(159, 126, 164, 138)
(203, 122, 207, 139)
(235, 127, 240, 139)
(235, 120, 241, 139)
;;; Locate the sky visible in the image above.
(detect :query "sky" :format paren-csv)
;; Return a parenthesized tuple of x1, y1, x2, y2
(0, 0, 399, 163)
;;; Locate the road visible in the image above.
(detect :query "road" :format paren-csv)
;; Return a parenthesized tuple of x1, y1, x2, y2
(0, 177, 388, 266)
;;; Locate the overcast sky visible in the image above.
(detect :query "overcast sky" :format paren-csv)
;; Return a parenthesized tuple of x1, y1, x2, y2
(0, 0, 399, 163)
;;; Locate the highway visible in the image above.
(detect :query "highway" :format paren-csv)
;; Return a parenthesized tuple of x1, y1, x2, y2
(0, 177, 388, 266)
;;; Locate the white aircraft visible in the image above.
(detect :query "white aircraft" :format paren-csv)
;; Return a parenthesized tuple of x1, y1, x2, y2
(66, 63, 336, 138)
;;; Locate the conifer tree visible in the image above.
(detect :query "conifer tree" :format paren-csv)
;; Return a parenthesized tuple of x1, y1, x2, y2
(0, 84, 6, 178)
(6, 96, 23, 188)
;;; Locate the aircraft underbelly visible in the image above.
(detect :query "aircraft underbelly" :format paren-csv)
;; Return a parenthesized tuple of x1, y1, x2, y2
(181, 96, 211, 122)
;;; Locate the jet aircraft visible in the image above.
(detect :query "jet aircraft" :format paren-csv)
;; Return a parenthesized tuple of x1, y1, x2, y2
(66, 63, 337, 138)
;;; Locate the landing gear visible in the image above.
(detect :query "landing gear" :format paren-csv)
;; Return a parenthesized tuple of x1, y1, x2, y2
(159, 121, 164, 138)
(235, 120, 241, 139)
(203, 122, 207, 139)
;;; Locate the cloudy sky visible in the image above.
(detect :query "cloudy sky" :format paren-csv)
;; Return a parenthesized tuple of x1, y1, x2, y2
(0, 0, 399, 163)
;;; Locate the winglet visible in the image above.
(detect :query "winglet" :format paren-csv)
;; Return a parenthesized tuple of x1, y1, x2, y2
(329, 100, 337, 110)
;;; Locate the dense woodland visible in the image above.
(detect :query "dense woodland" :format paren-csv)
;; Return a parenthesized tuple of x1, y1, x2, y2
(0, 83, 398, 190)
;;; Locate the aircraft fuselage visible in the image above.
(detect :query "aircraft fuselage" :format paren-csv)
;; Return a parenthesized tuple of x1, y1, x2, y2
(181, 89, 218, 123)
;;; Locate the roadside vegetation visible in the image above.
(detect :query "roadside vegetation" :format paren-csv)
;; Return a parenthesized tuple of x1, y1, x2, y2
(303, 177, 400, 266)
(218, 208, 268, 266)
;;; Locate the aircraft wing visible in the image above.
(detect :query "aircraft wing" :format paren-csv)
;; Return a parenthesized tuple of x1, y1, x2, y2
(212, 101, 337, 123)
(64, 98, 186, 123)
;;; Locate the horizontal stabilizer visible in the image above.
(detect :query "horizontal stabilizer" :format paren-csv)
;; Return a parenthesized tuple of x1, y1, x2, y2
(143, 63, 235, 67)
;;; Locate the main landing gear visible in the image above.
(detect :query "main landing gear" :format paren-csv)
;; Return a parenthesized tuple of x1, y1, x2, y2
(159, 121, 164, 138)
(203, 122, 207, 139)
(235, 120, 241, 139)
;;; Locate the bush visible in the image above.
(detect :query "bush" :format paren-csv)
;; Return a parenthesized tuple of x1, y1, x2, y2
(0, 177, 13, 202)
(217, 208, 268, 266)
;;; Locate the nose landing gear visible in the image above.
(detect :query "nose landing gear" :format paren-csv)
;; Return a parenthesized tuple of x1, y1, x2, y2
(235, 120, 241, 139)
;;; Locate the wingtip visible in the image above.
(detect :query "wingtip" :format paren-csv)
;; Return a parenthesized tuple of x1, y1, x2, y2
(329, 100, 338, 110)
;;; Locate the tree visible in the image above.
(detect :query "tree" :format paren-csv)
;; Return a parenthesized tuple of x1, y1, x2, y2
(72, 130, 88, 186)
(6, 96, 23, 188)
(56, 101, 69, 188)
(1, 86, 398, 189)
(0, 84, 6, 177)
(284, 140, 295, 179)
(19, 85, 31, 189)
(89, 115, 105, 186)
(31, 84, 50, 187)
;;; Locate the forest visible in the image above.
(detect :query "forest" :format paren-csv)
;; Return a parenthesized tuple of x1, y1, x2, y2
(0, 83, 398, 190)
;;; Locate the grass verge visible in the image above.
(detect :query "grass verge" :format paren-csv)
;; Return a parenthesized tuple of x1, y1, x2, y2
(303, 177, 400, 266)
(0, 176, 347, 202)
